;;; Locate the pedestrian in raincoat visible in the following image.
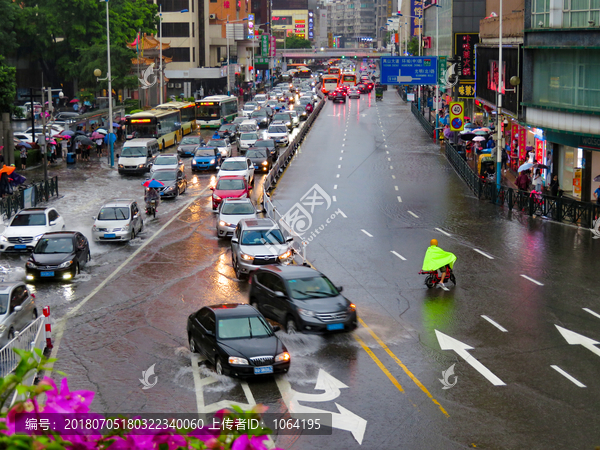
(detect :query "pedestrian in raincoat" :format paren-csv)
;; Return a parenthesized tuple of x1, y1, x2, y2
(422, 239, 457, 290)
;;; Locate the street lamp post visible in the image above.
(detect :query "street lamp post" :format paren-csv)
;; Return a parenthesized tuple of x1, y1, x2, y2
(496, 0, 503, 192)
(434, 3, 442, 142)
(96, 0, 114, 168)
(400, 13, 423, 108)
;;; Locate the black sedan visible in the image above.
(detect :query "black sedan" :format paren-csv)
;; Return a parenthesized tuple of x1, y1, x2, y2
(246, 148, 273, 173)
(187, 304, 290, 377)
(328, 89, 347, 103)
(149, 168, 187, 198)
(249, 265, 358, 334)
(25, 232, 90, 282)
(252, 139, 278, 160)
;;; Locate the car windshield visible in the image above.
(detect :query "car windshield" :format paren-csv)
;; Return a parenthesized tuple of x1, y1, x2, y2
(155, 156, 178, 165)
(288, 276, 339, 299)
(289, 111, 298, 118)
(217, 315, 271, 339)
(207, 139, 225, 147)
(34, 237, 74, 254)
(274, 114, 289, 121)
(153, 172, 177, 181)
(221, 161, 248, 171)
(0, 294, 7, 315)
(269, 126, 287, 134)
(240, 133, 258, 140)
(240, 229, 285, 245)
(11, 213, 46, 227)
(221, 203, 254, 215)
(220, 125, 237, 131)
(216, 178, 245, 190)
(98, 207, 129, 220)
(243, 104, 257, 110)
(246, 149, 268, 159)
(252, 110, 267, 117)
(181, 136, 202, 145)
(239, 125, 256, 132)
(121, 147, 146, 157)
(195, 149, 215, 157)
(255, 140, 274, 148)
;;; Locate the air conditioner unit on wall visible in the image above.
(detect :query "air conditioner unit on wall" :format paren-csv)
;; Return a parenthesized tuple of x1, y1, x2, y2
(209, 14, 216, 20)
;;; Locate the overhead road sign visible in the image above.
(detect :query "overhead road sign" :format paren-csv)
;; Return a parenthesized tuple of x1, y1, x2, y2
(380, 56, 438, 86)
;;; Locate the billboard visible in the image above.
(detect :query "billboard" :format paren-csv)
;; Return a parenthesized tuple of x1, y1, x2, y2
(272, 0, 307, 9)
(410, 0, 423, 37)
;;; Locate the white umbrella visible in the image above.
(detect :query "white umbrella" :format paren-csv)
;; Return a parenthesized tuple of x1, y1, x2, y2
(472, 136, 486, 142)
(518, 162, 533, 172)
(95, 128, 108, 134)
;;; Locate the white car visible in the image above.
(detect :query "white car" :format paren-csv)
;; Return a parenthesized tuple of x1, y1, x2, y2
(25, 125, 64, 138)
(206, 138, 232, 158)
(253, 94, 268, 106)
(150, 153, 184, 174)
(238, 119, 259, 133)
(238, 132, 259, 153)
(0, 208, 66, 253)
(241, 102, 258, 118)
(288, 110, 300, 128)
(216, 157, 255, 187)
(13, 132, 35, 144)
(266, 122, 289, 147)
(216, 198, 258, 238)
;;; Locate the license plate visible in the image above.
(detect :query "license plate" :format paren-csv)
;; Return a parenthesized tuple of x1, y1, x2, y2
(103, 233, 116, 238)
(14, 244, 26, 249)
(327, 323, 344, 331)
(254, 165, 260, 169)
(254, 366, 274, 375)
(40, 271, 54, 277)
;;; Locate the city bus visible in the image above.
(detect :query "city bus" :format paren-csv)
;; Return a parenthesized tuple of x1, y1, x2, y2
(125, 109, 183, 150)
(339, 73, 357, 87)
(321, 75, 340, 95)
(155, 102, 197, 135)
(328, 67, 341, 76)
(293, 67, 312, 79)
(195, 95, 239, 128)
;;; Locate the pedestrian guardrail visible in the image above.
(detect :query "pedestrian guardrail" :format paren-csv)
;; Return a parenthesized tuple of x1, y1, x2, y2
(263, 193, 307, 265)
(444, 141, 600, 227)
(411, 102, 434, 137)
(0, 176, 59, 220)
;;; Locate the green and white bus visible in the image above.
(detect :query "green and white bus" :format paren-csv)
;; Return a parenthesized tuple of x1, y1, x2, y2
(125, 109, 183, 150)
(195, 95, 238, 128)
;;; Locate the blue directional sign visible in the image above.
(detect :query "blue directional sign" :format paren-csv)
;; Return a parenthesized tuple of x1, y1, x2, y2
(380, 56, 438, 86)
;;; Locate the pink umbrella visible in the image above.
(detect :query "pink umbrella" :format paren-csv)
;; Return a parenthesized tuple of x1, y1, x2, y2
(48, 139, 57, 145)
(472, 136, 486, 142)
(91, 132, 104, 140)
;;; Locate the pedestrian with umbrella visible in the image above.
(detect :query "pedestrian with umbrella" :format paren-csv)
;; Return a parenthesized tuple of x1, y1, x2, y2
(143, 179, 163, 216)
(19, 145, 28, 170)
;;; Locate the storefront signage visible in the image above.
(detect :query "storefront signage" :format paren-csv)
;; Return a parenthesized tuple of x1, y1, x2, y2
(457, 81, 475, 98)
(437, 56, 446, 86)
(261, 34, 269, 57)
(519, 125, 527, 161)
(272, 16, 292, 25)
(535, 138, 546, 163)
(487, 60, 506, 93)
(410, 0, 423, 37)
(546, 130, 600, 150)
(308, 10, 314, 41)
(573, 168, 582, 197)
(455, 33, 478, 81)
(269, 36, 276, 57)
(449, 101, 465, 132)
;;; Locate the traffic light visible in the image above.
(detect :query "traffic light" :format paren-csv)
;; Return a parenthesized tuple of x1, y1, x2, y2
(341, 55, 345, 59)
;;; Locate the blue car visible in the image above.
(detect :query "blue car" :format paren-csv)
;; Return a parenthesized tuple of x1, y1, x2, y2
(191, 147, 222, 172)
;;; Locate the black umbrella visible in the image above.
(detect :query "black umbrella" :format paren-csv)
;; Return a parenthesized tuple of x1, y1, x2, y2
(74, 130, 87, 136)
(595, 174, 600, 182)
(75, 136, 94, 146)
(459, 131, 477, 141)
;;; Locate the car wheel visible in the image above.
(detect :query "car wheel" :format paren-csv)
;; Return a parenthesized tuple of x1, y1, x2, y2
(189, 335, 198, 353)
(32, 308, 38, 320)
(233, 257, 246, 280)
(286, 316, 298, 334)
(131, 230, 135, 240)
(215, 358, 224, 376)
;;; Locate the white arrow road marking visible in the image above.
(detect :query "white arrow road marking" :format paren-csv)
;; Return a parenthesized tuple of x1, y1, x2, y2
(333, 196, 337, 202)
(391, 251, 406, 261)
(583, 307, 600, 320)
(435, 227, 451, 237)
(521, 274, 544, 286)
(555, 325, 600, 358)
(361, 229, 373, 237)
(275, 371, 367, 445)
(394, 186, 399, 190)
(481, 315, 508, 332)
(550, 365, 586, 388)
(435, 330, 506, 386)
(334, 185, 338, 189)
(473, 248, 494, 259)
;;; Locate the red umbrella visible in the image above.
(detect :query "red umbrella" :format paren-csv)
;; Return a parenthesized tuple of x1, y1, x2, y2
(142, 179, 165, 188)
(69, 98, 80, 103)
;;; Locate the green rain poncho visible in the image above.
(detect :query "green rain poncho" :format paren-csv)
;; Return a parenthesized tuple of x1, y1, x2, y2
(422, 246, 457, 271)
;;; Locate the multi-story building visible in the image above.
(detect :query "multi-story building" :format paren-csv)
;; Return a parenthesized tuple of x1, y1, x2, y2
(271, 0, 310, 47)
(326, 0, 376, 48)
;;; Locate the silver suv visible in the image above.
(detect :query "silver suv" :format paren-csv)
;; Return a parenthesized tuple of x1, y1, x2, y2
(92, 199, 144, 242)
(0, 282, 37, 346)
(230, 218, 293, 280)
(217, 198, 257, 238)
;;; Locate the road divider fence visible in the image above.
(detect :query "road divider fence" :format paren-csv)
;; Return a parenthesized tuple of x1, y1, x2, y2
(0, 176, 59, 220)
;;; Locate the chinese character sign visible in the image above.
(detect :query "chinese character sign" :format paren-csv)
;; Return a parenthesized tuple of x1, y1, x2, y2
(261, 34, 269, 57)
(454, 33, 478, 81)
(519, 125, 527, 160)
(535, 138, 546, 163)
(457, 82, 475, 98)
(411, 0, 423, 37)
(487, 60, 506, 93)
(270, 36, 276, 57)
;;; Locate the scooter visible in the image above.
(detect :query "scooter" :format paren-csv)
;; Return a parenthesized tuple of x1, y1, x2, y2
(145, 199, 157, 218)
(419, 267, 456, 289)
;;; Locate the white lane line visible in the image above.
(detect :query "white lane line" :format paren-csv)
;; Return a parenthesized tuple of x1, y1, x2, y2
(521, 274, 544, 286)
(473, 248, 494, 259)
(343, 138, 346, 141)
(334, 184, 338, 189)
(408, 211, 419, 218)
(342, 144, 345, 147)
(392, 175, 396, 179)
(337, 210, 348, 218)
(333, 196, 337, 202)
(397, 196, 402, 203)
(583, 307, 600, 320)
(550, 365, 586, 387)
(390, 165, 394, 170)
(385, 145, 388, 148)
(386, 151, 389, 154)
(341, 150, 344, 153)
(435, 227, 451, 237)
(388, 157, 391, 161)
(394, 186, 399, 191)
(481, 315, 508, 332)
(391, 251, 406, 261)
(336, 174, 340, 178)
(338, 165, 342, 169)
(361, 229, 373, 237)
(339, 157, 343, 160)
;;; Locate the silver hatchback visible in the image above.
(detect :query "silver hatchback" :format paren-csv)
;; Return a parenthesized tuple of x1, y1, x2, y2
(217, 198, 258, 238)
(0, 282, 37, 346)
(91, 199, 144, 242)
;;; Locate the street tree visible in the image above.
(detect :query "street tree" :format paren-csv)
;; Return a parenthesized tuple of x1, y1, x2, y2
(0, 56, 17, 113)
(285, 36, 312, 49)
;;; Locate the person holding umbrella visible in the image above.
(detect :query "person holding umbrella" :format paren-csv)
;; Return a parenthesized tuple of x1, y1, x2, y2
(143, 179, 163, 216)
(19, 146, 28, 170)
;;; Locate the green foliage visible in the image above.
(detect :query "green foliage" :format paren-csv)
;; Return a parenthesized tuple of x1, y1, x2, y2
(0, 56, 16, 113)
(285, 36, 312, 49)
(407, 37, 419, 56)
(14, 149, 42, 166)
(0, 0, 20, 57)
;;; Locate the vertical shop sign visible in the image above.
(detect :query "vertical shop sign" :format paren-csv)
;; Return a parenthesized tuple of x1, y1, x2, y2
(535, 138, 545, 163)
(573, 168, 582, 197)
(454, 33, 478, 81)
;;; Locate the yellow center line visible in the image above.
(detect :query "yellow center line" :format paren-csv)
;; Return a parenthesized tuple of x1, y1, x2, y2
(353, 334, 405, 393)
(358, 317, 450, 418)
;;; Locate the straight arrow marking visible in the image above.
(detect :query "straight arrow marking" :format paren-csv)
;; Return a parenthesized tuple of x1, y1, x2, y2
(435, 330, 506, 386)
(555, 325, 600, 358)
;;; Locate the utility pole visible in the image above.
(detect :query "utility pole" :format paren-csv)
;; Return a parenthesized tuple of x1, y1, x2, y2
(40, 89, 48, 199)
(496, 0, 503, 192)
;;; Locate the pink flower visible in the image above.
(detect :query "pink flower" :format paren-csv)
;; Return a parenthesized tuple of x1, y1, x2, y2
(231, 434, 269, 450)
(187, 426, 220, 441)
(43, 377, 94, 414)
(152, 430, 187, 449)
(104, 434, 156, 450)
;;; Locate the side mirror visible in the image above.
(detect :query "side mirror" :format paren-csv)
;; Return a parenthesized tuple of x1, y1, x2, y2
(115, 154, 120, 158)
(336, 286, 344, 293)
(49, 220, 56, 226)
(231, 237, 238, 244)
(215, 166, 220, 170)
(286, 236, 294, 243)
(14, 305, 22, 312)
(92, 216, 96, 220)
(274, 291, 286, 298)
(272, 325, 281, 332)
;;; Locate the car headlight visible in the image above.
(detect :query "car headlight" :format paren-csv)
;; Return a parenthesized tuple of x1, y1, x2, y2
(275, 352, 291, 363)
(219, 220, 232, 227)
(213, 194, 221, 201)
(210, 159, 215, 164)
(228, 356, 248, 365)
(122, 224, 129, 231)
(138, 164, 145, 168)
(192, 160, 197, 165)
(26, 261, 36, 269)
(279, 250, 292, 260)
(165, 185, 175, 191)
(34, 234, 44, 241)
(118, 164, 124, 169)
(57, 260, 73, 269)
(347, 303, 356, 312)
(240, 252, 254, 261)
(261, 160, 268, 166)
(0, 236, 7, 242)
(298, 307, 315, 318)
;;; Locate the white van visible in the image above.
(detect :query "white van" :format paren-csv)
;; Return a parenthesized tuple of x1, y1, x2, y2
(117, 138, 160, 174)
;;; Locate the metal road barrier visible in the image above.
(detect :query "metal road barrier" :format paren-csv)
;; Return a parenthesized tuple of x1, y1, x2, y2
(411, 102, 434, 137)
(263, 193, 307, 265)
(444, 141, 600, 227)
(0, 176, 59, 220)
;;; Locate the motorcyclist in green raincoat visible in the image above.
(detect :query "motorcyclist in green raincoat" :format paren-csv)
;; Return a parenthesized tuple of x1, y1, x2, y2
(422, 239, 457, 288)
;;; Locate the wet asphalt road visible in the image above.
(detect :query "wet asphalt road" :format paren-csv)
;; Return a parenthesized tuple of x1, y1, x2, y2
(5, 90, 600, 449)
